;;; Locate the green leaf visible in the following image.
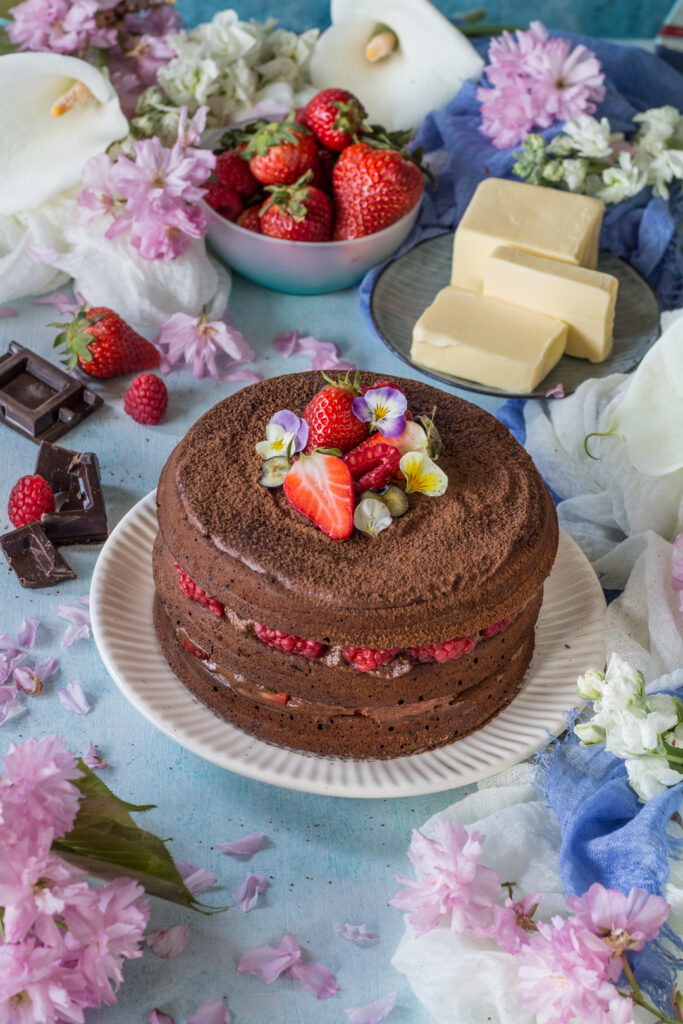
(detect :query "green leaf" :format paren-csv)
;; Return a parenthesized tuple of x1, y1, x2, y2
(51, 762, 225, 913)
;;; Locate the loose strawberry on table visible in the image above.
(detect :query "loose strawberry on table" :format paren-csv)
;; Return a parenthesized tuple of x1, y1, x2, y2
(260, 172, 332, 242)
(52, 305, 160, 379)
(332, 142, 424, 239)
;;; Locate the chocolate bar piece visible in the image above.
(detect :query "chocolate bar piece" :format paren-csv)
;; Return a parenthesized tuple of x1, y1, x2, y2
(1, 523, 76, 589)
(0, 342, 102, 444)
(36, 442, 109, 545)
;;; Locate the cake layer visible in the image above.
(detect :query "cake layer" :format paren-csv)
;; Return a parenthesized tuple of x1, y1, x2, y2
(156, 372, 558, 648)
(154, 596, 537, 758)
(154, 533, 543, 709)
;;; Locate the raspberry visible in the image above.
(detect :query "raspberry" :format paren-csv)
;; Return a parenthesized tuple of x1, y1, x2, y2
(7, 474, 56, 528)
(204, 182, 243, 220)
(181, 637, 208, 660)
(480, 616, 512, 638)
(254, 623, 324, 659)
(173, 562, 224, 616)
(215, 149, 259, 196)
(343, 647, 399, 672)
(408, 635, 476, 664)
(124, 373, 168, 425)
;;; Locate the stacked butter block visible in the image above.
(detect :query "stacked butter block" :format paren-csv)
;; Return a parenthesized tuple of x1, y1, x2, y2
(411, 178, 619, 392)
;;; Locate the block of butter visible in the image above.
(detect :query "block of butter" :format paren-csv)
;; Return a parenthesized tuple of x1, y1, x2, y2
(451, 178, 604, 292)
(482, 246, 619, 363)
(411, 286, 568, 393)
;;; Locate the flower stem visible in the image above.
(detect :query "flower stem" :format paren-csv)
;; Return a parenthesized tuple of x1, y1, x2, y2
(623, 955, 681, 1024)
(622, 954, 642, 1000)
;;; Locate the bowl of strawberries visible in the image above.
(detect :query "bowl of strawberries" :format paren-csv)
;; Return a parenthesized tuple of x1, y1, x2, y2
(203, 88, 424, 295)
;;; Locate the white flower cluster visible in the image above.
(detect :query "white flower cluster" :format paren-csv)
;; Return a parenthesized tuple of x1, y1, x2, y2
(515, 106, 683, 203)
(148, 10, 318, 131)
(576, 654, 683, 802)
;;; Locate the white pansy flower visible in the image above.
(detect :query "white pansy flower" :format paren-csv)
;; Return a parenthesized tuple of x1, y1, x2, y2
(577, 668, 606, 702)
(354, 498, 392, 539)
(562, 157, 589, 192)
(575, 721, 606, 746)
(633, 105, 681, 154)
(597, 151, 648, 204)
(626, 756, 682, 803)
(255, 423, 295, 460)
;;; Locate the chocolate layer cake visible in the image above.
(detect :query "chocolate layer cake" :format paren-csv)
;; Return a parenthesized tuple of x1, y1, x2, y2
(153, 372, 558, 758)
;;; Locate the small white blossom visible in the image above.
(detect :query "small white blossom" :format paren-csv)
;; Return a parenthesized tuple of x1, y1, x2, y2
(558, 115, 615, 159)
(575, 721, 606, 746)
(562, 157, 589, 191)
(625, 755, 682, 802)
(577, 668, 606, 702)
(647, 147, 683, 199)
(601, 706, 679, 759)
(597, 151, 648, 204)
(633, 105, 681, 154)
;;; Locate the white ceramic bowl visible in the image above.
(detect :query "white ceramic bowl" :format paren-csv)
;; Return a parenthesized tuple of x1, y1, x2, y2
(204, 199, 421, 295)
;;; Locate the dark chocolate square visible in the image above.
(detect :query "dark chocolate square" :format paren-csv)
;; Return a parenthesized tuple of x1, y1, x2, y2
(0, 342, 103, 443)
(36, 442, 109, 546)
(1, 523, 76, 588)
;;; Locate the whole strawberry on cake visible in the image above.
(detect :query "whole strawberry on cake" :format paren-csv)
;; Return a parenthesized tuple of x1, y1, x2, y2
(153, 372, 558, 759)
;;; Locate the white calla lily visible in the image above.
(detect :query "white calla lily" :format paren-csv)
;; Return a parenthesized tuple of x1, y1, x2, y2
(0, 53, 127, 216)
(310, 0, 483, 131)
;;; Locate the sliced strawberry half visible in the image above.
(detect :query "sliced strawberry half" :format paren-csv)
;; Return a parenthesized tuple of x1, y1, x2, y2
(343, 442, 401, 494)
(283, 451, 354, 540)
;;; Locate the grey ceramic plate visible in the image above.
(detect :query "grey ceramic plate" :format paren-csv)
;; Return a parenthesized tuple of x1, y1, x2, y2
(369, 232, 660, 399)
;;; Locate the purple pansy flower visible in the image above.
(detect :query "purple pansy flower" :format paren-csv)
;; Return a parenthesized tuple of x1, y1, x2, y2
(352, 387, 407, 438)
(270, 410, 309, 453)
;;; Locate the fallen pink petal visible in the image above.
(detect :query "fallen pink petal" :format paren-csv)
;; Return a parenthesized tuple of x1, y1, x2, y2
(148, 1010, 175, 1024)
(56, 601, 92, 648)
(0, 686, 25, 726)
(13, 666, 43, 696)
(238, 932, 300, 984)
(216, 831, 264, 857)
(146, 923, 191, 958)
(223, 367, 263, 383)
(286, 958, 339, 1000)
(58, 680, 90, 715)
(83, 740, 107, 769)
(273, 330, 300, 357)
(176, 860, 217, 895)
(545, 383, 565, 399)
(17, 617, 40, 649)
(33, 291, 85, 315)
(0, 306, 17, 318)
(345, 992, 397, 1024)
(28, 244, 59, 264)
(334, 922, 378, 945)
(235, 872, 267, 912)
(187, 999, 230, 1024)
(0, 635, 17, 658)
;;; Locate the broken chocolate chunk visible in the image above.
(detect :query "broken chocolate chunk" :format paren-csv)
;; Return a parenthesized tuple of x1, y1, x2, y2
(1, 523, 76, 588)
(0, 342, 102, 444)
(35, 442, 109, 545)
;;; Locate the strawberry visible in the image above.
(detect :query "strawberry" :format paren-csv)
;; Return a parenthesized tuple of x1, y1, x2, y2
(302, 88, 366, 151)
(362, 379, 405, 396)
(260, 171, 332, 242)
(123, 373, 168, 425)
(332, 142, 423, 239)
(243, 114, 319, 186)
(303, 371, 368, 454)
(283, 451, 354, 540)
(408, 635, 476, 664)
(204, 182, 243, 221)
(52, 305, 160, 379)
(343, 442, 401, 494)
(8, 475, 56, 529)
(236, 206, 263, 233)
(215, 147, 259, 196)
(343, 647, 399, 672)
(254, 623, 324, 658)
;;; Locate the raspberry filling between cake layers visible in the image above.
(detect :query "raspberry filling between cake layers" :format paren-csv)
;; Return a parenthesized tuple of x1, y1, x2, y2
(171, 558, 520, 676)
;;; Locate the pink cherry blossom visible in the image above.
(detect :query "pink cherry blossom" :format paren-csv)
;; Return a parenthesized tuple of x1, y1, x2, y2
(157, 312, 253, 380)
(485, 891, 541, 953)
(0, 939, 83, 1024)
(188, 999, 231, 1024)
(526, 38, 606, 125)
(146, 923, 191, 958)
(345, 992, 396, 1024)
(1, 734, 82, 839)
(176, 859, 217, 896)
(238, 933, 338, 999)
(77, 153, 119, 224)
(517, 916, 618, 1020)
(566, 884, 670, 955)
(478, 83, 539, 149)
(0, 840, 90, 944)
(235, 872, 267, 912)
(390, 821, 501, 937)
(216, 831, 264, 857)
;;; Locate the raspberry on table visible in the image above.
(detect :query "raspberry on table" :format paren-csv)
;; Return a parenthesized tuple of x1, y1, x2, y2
(254, 623, 324, 659)
(408, 635, 476, 664)
(124, 373, 168, 425)
(8, 474, 56, 529)
(343, 647, 399, 672)
(173, 561, 224, 616)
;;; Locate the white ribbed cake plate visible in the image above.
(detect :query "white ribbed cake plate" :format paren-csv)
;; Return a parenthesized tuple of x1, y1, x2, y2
(91, 491, 606, 798)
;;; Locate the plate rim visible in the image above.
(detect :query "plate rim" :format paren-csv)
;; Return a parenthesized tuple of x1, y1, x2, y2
(369, 231, 660, 400)
(91, 490, 606, 799)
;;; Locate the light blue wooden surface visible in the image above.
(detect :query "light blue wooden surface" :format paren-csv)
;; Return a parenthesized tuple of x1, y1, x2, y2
(0, 277, 502, 1024)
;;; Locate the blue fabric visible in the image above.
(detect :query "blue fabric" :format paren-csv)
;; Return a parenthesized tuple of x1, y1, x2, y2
(542, 673, 683, 1012)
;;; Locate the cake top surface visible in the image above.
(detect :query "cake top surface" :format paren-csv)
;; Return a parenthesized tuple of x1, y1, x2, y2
(158, 371, 556, 622)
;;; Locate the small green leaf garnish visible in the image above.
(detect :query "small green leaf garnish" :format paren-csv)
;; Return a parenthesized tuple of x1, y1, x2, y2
(416, 409, 443, 460)
(320, 368, 362, 394)
(314, 447, 343, 457)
